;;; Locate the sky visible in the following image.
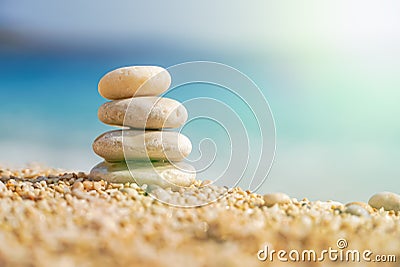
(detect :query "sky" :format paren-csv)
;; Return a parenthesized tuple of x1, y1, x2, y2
(0, 0, 399, 202)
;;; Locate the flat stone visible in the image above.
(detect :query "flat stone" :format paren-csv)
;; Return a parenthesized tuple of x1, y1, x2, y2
(89, 161, 195, 189)
(368, 192, 400, 212)
(98, 66, 171, 100)
(92, 130, 192, 162)
(98, 97, 188, 129)
(263, 192, 291, 207)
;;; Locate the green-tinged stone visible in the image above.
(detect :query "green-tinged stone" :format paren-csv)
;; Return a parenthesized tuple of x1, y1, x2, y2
(89, 161, 195, 189)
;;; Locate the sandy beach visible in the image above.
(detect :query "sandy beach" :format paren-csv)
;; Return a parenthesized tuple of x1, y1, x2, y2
(0, 166, 398, 267)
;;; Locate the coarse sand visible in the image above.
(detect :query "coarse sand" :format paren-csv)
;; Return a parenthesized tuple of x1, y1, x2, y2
(0, 165, 399, 267)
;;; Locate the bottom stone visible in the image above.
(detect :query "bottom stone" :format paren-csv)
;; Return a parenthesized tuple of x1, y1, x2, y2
(89, 161, 196, 189)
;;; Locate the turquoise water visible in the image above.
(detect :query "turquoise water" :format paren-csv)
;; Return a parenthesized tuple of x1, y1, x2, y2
(1, 45, 399, 202)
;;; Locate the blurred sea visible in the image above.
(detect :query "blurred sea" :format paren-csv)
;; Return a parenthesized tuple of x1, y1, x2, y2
(0, 43, 280, 173)
(2, 43, 400, 203)
(1, 0, 400, 202)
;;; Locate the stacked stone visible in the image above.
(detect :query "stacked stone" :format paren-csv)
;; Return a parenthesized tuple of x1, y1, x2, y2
(89, 66, 195, 189)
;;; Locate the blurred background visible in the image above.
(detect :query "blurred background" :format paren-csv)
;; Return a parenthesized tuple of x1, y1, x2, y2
(0, 0, 399, 202)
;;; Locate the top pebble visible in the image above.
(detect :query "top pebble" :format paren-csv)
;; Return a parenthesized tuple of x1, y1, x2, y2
(98, 66, 171, 100)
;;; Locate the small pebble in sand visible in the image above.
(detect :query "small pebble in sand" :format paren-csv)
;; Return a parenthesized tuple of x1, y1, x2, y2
(263, 192, 291, 207)
(344, 204, 371, 217)
(368, 191, 400, 212)
(345, 201, 374, 213)
(0, 181, 5, 191)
